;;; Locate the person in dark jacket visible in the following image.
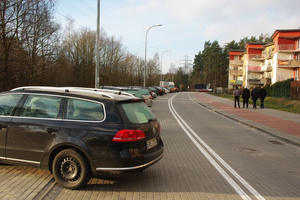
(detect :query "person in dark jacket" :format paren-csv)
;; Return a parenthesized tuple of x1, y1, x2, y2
(259, 86, 267, 109)
(242, 87, 250, 108)
(251, 87, 259, 109)
(233, 86, 241, 108)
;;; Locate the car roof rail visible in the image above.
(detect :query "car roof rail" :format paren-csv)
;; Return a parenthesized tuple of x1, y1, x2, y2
(11, 86, 117, 99)
(63, 87, 134, 97)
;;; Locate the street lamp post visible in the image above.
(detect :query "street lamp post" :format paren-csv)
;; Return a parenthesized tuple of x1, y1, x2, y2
(160, 50, 171, 83)
(144, 24, 162, 87)
(95, 0, 100, 88)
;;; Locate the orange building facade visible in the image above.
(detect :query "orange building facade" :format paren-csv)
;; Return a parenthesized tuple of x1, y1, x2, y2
(228, 29, 300, 90)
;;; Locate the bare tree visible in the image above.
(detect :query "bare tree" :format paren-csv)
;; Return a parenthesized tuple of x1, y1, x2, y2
(0, 0, 33, 90)
(0, 0, 60, 90)
(146, 53, 160, 86)
(64, 28, 96, 87)
(21, 0, 60, 85)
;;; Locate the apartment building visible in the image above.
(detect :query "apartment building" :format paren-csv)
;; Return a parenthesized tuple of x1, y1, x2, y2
(272, 29, 300, 83)
(228, 50, 244, 89)
(228, 29, 300, 90)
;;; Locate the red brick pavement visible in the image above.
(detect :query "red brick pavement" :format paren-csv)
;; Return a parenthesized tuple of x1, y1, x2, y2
(192, 93, 300, 137)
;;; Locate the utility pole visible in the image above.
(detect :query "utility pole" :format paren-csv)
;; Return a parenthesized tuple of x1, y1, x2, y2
(95, 0, 100, 88)
(180, 56, 192, 74)
(179, 56, 192, 91)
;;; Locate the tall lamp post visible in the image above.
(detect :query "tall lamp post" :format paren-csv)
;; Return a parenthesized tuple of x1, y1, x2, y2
(160, 50, 171, 82)
(95, 0, 100, 88)
(144, 24, 162, 87)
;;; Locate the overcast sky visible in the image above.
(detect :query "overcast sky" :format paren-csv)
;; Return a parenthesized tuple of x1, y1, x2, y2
(55, 0, 300, 73)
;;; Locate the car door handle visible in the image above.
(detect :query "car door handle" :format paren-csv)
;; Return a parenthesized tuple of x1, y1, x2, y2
(46, 128, 58, 134)
(0, 125, 8, 130)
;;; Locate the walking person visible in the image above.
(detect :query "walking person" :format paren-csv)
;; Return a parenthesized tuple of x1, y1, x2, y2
(251, 87, 259, 109)
(259, 86, 267, 109)
(233, 86, 241, 108)
(242, 87, 250, 108)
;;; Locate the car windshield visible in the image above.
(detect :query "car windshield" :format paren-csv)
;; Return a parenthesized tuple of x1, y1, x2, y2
(121, 101, 155, 123)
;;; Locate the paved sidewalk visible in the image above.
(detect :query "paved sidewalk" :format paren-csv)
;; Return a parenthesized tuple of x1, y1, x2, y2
(190, 92, 300, 147)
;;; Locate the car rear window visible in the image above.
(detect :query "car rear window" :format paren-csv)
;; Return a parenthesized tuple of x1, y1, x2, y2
(121, 101, 155, 123)
(66, 98, 105, 121)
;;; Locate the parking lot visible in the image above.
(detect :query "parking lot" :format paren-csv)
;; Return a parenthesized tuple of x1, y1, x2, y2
(1, 92, 300, 200)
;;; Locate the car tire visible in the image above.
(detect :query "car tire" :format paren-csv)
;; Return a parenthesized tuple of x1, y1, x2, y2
(52, 149, 91, 190)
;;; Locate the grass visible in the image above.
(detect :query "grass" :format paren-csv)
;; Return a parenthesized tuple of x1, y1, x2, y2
(209, 93, 300, 115)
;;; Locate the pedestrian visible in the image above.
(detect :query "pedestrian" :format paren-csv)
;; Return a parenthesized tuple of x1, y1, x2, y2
(233, 86, 241, 108)
(251, 87, 259, 109)
(242, 87, 250, 108)
(259, 86, 267, 109)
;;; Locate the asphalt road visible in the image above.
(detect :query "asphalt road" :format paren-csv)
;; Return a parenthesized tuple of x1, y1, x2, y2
(0, 92, 299, 200)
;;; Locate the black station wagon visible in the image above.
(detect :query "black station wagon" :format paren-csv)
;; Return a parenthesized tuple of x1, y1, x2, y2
(0, 87, 164, 189)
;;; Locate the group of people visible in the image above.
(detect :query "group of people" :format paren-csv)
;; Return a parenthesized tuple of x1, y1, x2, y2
(233, 86, 266, 109)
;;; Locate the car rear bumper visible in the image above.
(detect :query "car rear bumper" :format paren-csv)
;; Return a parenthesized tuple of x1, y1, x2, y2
(92, 140, 164, 177)
(95, 153, 163, 171)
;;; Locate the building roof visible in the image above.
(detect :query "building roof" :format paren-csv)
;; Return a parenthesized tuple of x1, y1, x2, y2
(271, 29, 300, 39)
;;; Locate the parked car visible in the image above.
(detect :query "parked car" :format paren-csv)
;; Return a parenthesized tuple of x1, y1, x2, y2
(0, 86, 164, 189)
(98, 86, 152, 106)
(127, 86, 156, 99)
(148, 87, 158, 98)
(154, 87, 164, 96)
(151, 90, 157, 98)
(123, 89, 153, 107)
(163, 87, 170, 94)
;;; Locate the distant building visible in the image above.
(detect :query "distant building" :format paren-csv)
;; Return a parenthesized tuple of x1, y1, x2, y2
(228, 29, 300, 89)
(272, 29, 300, 83)
(228, 50, 244, 89)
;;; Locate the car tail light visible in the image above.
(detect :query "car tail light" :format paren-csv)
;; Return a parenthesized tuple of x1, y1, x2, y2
(131, 99, 141, 102)
(150, 96, 153, 100)
(112, 130, 146, 142)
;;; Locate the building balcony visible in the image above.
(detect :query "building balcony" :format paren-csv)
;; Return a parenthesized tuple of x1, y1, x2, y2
(248, 66, 263, 72)
(229, 80, 243, 85)
(266, 63, 272, 72)
(248, 79, 261, 85)
(229, 69, 243, 76)
(264, 52, 273, 59)
(248, 54, 264, 60)
(278, 59, 300, 68)
(278, 44, 300, 53)
(260, 65, 272, 72)
(261, 77, 271, 84)
(229, 60, 243, 66)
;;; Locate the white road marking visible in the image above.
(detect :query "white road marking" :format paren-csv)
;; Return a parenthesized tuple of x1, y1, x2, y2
(168, 93, 265, 200)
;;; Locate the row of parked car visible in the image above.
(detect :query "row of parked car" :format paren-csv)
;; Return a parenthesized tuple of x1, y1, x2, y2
(99, 86, 170, 107)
